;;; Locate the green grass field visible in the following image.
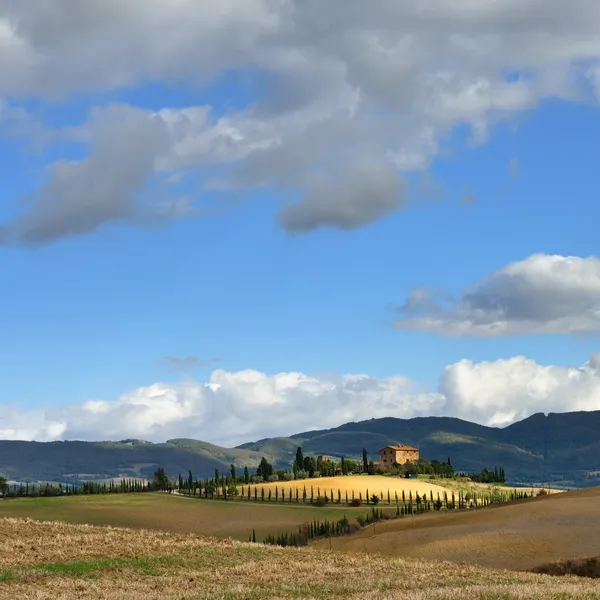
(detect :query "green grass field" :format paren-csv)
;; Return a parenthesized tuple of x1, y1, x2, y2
(0, 493, 371, 541)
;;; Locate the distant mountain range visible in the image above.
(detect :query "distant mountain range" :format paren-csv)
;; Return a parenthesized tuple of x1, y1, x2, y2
(1, 410, 600, 488)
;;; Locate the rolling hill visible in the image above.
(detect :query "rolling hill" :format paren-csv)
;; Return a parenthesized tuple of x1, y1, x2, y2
(314, 485, 600, 572)
(1, 410, 600, 486)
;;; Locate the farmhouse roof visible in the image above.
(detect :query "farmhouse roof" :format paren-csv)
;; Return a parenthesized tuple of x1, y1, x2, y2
(380, 445, 419, 452)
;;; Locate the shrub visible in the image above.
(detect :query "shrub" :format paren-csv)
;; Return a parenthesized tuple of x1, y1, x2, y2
(534, 557, 600, 579)
(282, 472, 295, 481)
(314, 495, 329, 507)
(295, 470, 308, 480)
(267, 474, 279, 482)
(350, 498, 362, 507)
(370, 494, 380, 505)
(227, 484, 239, 497)
(537, 488, 548, 496)
(250, 475, 263, 484)
(356, 515, 366, 527)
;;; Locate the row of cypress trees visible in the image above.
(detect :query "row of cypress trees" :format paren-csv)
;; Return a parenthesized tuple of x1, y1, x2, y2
(3, 478, 149, 497)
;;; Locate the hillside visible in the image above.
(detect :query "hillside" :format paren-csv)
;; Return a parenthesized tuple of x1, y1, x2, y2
(315, 486, 600, 572)
(1, 410, 600, 486)
(0, 438, 283, 483)
(288, 412, 600, 487)
(2, 517, 598, 600)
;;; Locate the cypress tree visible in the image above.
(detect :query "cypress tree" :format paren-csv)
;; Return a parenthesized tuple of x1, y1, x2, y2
(362, 448, 368, 473)
(295, 447, 304, 472)
(230, 464, 236, 482)
(244, 466, 249, 484)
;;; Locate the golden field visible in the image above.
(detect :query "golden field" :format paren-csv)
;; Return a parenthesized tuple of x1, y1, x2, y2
(1, 517, 599, 600)
(245, 474, 451, 499)
(314, 485, 600, 572)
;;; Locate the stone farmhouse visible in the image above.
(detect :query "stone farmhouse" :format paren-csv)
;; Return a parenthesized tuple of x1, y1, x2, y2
(379, 445, 419, 468)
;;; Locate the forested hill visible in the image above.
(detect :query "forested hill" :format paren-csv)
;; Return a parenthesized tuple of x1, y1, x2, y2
(1, 410, 599, 488)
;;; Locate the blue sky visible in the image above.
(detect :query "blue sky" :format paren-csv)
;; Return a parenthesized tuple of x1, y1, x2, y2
(2, 2, 600, 444)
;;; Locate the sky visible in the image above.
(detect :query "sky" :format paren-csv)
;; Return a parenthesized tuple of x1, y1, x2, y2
(1, 1, 600, 446)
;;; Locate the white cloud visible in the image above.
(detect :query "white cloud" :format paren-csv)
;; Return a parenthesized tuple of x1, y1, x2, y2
(3, 353, 600, 445)
(395, 254, 600, 337)
(439, 353, 600, 426)
(2, 2, 600, 240)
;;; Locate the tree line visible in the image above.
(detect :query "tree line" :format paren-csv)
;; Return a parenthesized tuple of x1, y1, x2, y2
(256, 485, 533, 547)
(0, 477, 150, 498)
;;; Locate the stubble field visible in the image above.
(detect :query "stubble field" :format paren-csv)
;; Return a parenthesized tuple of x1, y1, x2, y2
(1, 517, 599, 600)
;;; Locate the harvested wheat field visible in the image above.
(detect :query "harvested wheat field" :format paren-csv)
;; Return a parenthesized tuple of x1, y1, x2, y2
(1, 518, 599, 600)
(0, 493, 364, 540)
(247, 474, 449, 500)
(314, 486, 600, 572)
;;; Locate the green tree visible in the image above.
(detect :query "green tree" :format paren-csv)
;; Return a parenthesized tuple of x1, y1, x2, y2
(257, 457, 273, 480)
(243, 465, 250, 484)
(188, 470, 194, 496)
(362, 448, 368, 473)
(150, 467, 169, 491)
(295, 447, 304, 472)
(230, 463, 236, 482)
(0, 475, 8, 496)
(303, 456, 316, 478)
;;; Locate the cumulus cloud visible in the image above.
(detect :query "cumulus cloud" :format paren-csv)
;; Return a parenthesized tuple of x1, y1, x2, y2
(2, 1, 600, 240)
(2, 353, 600, 445)
(394, 254, 600, 337)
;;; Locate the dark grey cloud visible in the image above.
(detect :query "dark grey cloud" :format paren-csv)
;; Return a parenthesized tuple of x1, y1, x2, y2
(2, 1, 600, 241)
(279, 161, 404, 232)
(0, 105, 182, 245)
